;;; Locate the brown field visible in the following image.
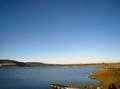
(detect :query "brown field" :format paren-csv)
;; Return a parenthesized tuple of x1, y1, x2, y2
(90, 63, 120, 89)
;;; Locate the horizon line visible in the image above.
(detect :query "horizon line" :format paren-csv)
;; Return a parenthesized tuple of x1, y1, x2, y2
(0, 57, 120, 64)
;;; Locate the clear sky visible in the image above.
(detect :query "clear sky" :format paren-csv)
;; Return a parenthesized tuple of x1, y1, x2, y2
(0, 0, 120, 63)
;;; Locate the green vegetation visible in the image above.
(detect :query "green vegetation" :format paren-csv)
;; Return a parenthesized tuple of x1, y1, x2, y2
(90, 64, 120, 89)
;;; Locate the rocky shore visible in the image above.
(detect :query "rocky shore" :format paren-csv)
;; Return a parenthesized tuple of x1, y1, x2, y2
(49, 63, 120, 89)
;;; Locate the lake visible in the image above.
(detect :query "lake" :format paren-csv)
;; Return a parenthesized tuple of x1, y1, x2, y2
(0, 66, 98, 89)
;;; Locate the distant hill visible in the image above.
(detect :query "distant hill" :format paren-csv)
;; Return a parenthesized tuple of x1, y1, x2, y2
(0, 60, 52, 67)
(26, 62, 47, 67)
(0, 60, 27, 67)
(0, 59, 120, 67)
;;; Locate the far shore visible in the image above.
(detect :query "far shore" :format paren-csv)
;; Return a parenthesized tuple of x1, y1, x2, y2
(0, 59, 120, 68)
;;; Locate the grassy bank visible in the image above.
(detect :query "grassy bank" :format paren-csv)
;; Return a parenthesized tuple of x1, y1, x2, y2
(90, 63, 120, 89)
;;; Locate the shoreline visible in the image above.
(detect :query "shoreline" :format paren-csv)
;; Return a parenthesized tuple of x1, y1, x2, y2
(49, 63, 120, 89)
(0, 59, 120, 67)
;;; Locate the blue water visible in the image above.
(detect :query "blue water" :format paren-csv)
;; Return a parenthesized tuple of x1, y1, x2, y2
(0, 66, 98, 89)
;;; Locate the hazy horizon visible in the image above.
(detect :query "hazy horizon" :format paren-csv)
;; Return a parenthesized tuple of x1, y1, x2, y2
(0, 0, 120, 63)
(0, 57, 120, 64)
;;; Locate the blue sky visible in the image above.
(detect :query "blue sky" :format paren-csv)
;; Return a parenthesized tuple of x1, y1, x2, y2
(0, 0, 120, 63)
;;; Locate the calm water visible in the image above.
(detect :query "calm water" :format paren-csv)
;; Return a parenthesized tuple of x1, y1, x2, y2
(0, 66, 98, 89)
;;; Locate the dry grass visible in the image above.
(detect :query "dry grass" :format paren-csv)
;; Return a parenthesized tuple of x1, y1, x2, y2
(90, 63, 120, 89)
